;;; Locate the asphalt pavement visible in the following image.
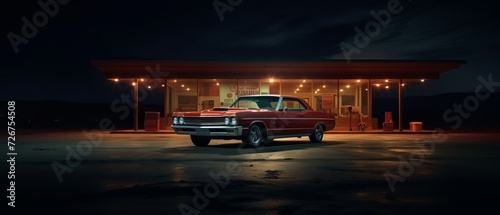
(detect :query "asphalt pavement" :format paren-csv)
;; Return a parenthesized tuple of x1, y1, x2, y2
(2, 131, 500, 214)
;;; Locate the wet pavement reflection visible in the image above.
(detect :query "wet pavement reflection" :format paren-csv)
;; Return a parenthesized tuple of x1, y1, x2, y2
(6, 131, 500, 214)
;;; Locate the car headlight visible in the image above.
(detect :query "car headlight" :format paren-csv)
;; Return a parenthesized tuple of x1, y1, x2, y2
(224, 117, 230, 125)
(230, 117, 238, 125)
(179, 117, 185, 125)
(173, 117, 178, 125)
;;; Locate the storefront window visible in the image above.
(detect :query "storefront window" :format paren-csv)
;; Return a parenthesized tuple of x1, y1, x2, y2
(238, 79, 260, 96)
(218, 79, 238, 107)
(339, 79, 369, 117)
(198, 79, 220, 110)
(281, 79, 312, 105)
(312, 80, 339, 115)
(169, 79, 198, 112)
(167, 78, 369, 116)
(260, 79, 280, 95)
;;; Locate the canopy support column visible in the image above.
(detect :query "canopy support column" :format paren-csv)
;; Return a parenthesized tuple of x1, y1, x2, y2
(164, 79, 169, 129)
(398, 79, 403, 132)
(134, 78, 139, 131)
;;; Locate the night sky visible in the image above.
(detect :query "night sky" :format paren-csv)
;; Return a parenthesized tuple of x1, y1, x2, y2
(1, 0, 499, 103)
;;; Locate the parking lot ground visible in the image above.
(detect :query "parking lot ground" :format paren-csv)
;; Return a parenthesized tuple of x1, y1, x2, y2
(3, 131, 500, 214)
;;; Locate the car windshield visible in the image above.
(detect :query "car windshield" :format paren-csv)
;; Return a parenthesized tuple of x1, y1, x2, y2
(230, 96, 280, 110)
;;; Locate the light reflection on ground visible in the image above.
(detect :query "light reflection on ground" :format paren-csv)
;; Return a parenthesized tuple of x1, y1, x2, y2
(7, 132, 500, 214)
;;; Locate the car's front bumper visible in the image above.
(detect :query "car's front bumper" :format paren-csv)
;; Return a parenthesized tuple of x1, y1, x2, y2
(171, 125, 243, 137)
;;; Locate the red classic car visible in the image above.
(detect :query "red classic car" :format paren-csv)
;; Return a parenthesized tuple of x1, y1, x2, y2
(171, 95, 336, 147)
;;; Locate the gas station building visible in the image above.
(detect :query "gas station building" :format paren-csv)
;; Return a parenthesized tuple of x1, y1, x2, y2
(91, 60, 465, 131)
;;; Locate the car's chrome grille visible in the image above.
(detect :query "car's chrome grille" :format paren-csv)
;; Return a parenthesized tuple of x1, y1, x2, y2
(183, 117, 225, 126)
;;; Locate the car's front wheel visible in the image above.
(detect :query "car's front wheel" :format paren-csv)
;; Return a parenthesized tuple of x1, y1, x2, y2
(190, 135, 211, 147)
(309, 124, 324, 143)
(243, 124, 264, 147)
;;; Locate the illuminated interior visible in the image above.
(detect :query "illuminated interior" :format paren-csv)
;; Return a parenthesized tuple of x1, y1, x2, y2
(92, 60, 465, 131)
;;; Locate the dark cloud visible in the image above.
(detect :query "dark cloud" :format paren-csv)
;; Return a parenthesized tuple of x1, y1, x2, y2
(1, 0, 499, 101)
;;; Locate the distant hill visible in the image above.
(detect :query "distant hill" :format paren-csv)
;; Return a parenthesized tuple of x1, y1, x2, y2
(1, 93, 499, 131)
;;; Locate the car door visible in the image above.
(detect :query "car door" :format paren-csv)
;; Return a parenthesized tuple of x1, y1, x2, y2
(277, 98, 311, 136)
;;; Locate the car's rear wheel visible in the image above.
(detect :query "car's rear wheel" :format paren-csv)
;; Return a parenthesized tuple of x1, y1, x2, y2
(309, 124, 324, 143)
(243, 124, 264, 147)
(190, 135, 211, 147)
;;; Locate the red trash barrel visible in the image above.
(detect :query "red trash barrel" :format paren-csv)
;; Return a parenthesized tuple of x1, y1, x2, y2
(409, 122, 423, 132)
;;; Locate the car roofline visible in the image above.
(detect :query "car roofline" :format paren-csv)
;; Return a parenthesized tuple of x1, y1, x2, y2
(237, 94, 305, 101)
(238, 94, 300, 98)
(237, 94, 282, 98)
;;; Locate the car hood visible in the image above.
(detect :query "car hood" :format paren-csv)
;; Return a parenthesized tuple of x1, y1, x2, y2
(177, 108, 270, 117)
